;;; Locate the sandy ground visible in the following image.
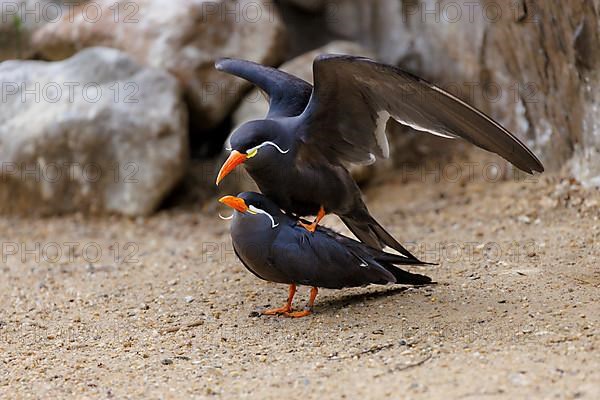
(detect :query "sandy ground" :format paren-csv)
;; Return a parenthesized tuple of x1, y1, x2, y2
(0, 173, 598, 399)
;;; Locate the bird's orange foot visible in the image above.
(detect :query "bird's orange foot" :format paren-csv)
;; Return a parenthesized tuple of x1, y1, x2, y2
(261, 284, 297, 316)
(298, 206, 326, 233)
(298, 220, 317, 233)
(284, 308, 312, 318)
(261, 304, 293, 315)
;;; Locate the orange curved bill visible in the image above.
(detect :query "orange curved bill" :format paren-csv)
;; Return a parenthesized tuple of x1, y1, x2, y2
(216, 150, 247, 185)
(218, 196, 249, 213)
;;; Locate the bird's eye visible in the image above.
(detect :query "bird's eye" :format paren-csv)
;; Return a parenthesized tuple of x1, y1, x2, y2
(246, 147, 258, 158)
(245, 141, 289, 158)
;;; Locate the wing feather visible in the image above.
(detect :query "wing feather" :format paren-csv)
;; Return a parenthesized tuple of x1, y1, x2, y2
(215, 58, 313, 118)
(296, 55, 544, 173)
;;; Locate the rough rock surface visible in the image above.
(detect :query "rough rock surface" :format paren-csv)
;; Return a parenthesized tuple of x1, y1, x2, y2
(0, 47, 188, 216)
(285, 0, 600, 185)
(31, 0, 286, 131)
(0, 0, 71, 60)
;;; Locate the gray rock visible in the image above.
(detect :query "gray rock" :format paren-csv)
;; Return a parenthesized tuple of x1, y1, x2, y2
(0, 47, 188, 216)
(0, 0, 73, 61)
(31, 0, 287, 131)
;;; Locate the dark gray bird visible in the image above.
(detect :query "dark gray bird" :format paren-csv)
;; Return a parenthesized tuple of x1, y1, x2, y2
(215, 55, 544, 261)
(219, 192, 432, 317)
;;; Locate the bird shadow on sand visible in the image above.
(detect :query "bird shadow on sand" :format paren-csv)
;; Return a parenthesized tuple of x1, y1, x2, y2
(314, 284, 435, 316)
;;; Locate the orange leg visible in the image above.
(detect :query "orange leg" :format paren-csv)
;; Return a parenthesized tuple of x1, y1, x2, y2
(262, 284, 296, 315)
(299, 206, 326, 233)
(285, 287, 318, 318)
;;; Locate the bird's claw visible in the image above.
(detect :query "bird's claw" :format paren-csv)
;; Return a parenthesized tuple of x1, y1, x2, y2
(298, 220, 317, 233)
(261, 305, 293, 315)
(283, 308, 313, 318)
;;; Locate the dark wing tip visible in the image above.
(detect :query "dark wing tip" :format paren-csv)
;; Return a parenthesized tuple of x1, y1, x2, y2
(314, 53, 375, 64)
(421, 261, 439, 266)
(518, 151, 545, 174)
(214, 57, 233, 71)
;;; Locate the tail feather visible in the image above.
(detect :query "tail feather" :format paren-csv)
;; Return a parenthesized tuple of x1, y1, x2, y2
(340, 214, 423, 263)
(383, 265, 433, 285)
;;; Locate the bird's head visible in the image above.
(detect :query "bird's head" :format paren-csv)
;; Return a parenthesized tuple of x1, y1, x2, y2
(216, 120, 291, 185)
(219, 192, 282, 229)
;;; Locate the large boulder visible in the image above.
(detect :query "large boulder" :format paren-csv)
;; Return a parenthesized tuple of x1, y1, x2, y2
(31, 0, 286, 131)
(0, 47, 188, 216)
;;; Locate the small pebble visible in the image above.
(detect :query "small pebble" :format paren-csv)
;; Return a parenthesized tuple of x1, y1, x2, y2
(518, 215, 532, 224)
(161, 359, 173, 365)
(184, 296, 195, 303)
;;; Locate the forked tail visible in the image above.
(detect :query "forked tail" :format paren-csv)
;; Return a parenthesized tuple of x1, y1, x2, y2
(340, 213, 425, 264)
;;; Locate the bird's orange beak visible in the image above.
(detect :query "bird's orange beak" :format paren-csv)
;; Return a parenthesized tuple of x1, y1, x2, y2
(218, 195, 249, 213)
(216, 150, 247, 186)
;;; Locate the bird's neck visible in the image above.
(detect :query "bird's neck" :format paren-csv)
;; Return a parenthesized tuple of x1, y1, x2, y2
(246, 157, 299, 185)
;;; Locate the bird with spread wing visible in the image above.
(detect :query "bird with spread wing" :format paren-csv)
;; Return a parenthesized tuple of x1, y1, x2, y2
(215, 55, 544, 262)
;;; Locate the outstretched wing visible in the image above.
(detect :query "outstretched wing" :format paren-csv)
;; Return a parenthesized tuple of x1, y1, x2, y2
(295, 55, 544, 173)
(215, 58, 313, 118)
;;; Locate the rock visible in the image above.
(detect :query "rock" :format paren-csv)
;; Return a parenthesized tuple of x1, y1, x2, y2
(323, 0, 406, 65)
(509, 371, 530, 386)
(517, 215, 532, 225)
(31, 0, 286, 131)
(0, 1, 70, 61)
(275, 0, 340, 58)
(0, 47, 188, 216)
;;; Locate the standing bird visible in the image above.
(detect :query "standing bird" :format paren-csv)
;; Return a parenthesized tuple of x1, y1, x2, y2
(215, 55, 544, 261)
(219, 192, 432, 317)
